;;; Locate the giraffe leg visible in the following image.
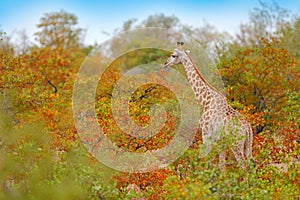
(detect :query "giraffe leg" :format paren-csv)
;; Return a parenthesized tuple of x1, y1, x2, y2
(231, 147, 246, 170)
(219, 151, 226, 171)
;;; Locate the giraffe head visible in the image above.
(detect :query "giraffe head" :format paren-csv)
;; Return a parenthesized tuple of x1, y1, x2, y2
(164, 42, 190, 68)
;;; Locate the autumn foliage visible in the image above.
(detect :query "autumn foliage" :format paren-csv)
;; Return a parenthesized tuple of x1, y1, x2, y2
(1, 3, 300, 199)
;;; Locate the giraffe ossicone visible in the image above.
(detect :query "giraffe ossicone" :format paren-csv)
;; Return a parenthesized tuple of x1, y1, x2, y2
(164, 42, 254, 169)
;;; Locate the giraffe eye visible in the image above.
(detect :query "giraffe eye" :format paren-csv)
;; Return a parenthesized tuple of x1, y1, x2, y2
(171, 54, 176, 58)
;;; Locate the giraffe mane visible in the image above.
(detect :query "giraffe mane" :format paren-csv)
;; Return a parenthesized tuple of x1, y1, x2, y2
(185, 51, 227, 100)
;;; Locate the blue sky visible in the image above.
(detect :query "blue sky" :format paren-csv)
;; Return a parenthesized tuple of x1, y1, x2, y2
(1, 0, 300, 45)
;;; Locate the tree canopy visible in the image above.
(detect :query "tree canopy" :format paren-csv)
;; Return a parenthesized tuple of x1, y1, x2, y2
(35, 10, 84, 49)
(0, 2, 299, 199)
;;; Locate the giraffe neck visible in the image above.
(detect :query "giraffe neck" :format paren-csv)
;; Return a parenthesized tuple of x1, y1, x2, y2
(181, 54, 225, 107)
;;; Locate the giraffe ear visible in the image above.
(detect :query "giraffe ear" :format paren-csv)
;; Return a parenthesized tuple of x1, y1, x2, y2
(185, 50, 190, 55)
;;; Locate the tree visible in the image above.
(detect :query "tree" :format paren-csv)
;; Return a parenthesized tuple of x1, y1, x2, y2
(14, 30, 31, 54)
(0, 33, 14, 56)
(219, 37, 299, 133)
(279, 17, 300, 58)
(236, 0, 290, 46)
(141, 13, 180, 29)
(183, 21, 231, 58)
(35, 10, 84, 49)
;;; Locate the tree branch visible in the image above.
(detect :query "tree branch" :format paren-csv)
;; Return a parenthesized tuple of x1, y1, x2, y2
(41, 71, 58, 93)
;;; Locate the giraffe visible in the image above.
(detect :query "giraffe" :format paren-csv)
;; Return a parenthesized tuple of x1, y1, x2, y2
(163, 42, 253, 169)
